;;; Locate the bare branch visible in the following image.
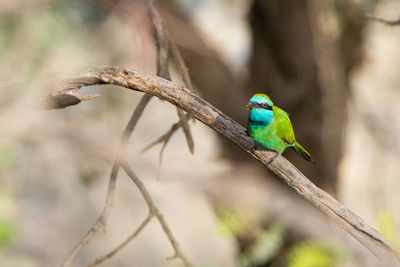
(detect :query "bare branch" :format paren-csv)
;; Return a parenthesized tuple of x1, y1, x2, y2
(176, 108, 194, 153)
(121, 162, 191, 266)
(47, 66, 400, 266)
(87, 213, 153, 267)
(149, 0, 194, 155)
(140, 113, 191, 160)
(61, 94, 153, 267)
(87, 162, 191, 267)
(365, 13, 400, 26)
(170, 42, 194, 93)
(149, 0, 170, 79)
(61, 1, 170, 263)
(141, 115, 185, 178)
(141, 120, 181, 154)
(170, 41, 196, 148)
(63, 2, 193, 265)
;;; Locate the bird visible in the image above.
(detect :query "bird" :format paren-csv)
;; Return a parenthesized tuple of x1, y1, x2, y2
(246, 93, 315, 163)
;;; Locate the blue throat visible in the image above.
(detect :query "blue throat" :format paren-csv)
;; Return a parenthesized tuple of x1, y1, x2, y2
(248, 108, 274, 125)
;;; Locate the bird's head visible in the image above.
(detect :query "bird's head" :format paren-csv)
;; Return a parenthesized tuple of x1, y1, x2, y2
(247, 94, 274, 124)
(246, 94, 273, 111)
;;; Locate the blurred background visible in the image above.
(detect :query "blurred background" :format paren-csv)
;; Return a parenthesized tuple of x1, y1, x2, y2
(0, 0, 400, 266)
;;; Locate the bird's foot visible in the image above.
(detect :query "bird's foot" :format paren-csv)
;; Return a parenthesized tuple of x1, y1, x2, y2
(267, 152, 279, 165)
(250, 144, 257, 153)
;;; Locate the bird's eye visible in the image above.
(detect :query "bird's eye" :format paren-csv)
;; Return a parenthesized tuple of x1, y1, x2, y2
(262, 103, 267, 107)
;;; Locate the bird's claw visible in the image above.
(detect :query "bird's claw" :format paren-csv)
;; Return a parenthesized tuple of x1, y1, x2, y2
(267, 152, 279, 165)
(250, 145, 257, 153)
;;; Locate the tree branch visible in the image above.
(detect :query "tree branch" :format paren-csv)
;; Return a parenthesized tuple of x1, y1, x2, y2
(122, 162, 191, 265)
(148, 0, 194, 154)
(365, 13, 400, 26)
(60, 87, 153, 267)
(141, 113, 191, 154)
(46, 66, 400, 266)
(171, 42, 195, 152)
(87, 161, 191, 266)
(61, 1, 172, 265)
(87, 213, 153, 267)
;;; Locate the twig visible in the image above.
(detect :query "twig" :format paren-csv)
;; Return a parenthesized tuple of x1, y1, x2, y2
(87, 162, 191, 267)
(87, 213, 153, 267)
(65, 2, 193, 266)
(176, 108, 194, 153)
(46, 66, 400, 266)
(141, 113, 191, 155)
(149, 0, 170, 79)
(61, 0, 170, 264)
(141, 115, 185, 179)
(171, 42, 196, 146)
(170, 43, 194, 92)
(61, 94, 152, 267)
(365, 13, 400, 26)
(121, 162, 191, 266)
(149, 0, 194, 154)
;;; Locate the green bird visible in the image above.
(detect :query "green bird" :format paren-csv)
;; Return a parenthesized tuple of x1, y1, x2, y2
(246, 93, 315, 163)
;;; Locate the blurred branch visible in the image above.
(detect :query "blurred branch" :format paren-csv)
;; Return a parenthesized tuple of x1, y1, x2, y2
(88, 213, 153, 267)
(46, 66, 400, 266)
(176, 109, 194, 153)
(140, 41, 196, 157)
(365, 13, 400, 26)
(61, 1, 193, 266)
(88, 161, 191, 267)
(170, 43, 194, 93)
(141, 113, 191, 165)
(148, 0, 194, 155)
(171, 42, 196, 150)
(60, 82, 153, 267)
(149, 0, 170, 79)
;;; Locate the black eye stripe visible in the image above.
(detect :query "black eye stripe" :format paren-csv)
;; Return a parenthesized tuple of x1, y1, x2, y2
(255, 103, 272, 110)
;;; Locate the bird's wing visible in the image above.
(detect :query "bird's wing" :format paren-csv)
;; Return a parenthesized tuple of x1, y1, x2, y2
(274, 106, 296, 145)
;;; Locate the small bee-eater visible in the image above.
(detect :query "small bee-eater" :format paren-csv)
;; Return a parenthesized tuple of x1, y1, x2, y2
(246, 93, 315, 163)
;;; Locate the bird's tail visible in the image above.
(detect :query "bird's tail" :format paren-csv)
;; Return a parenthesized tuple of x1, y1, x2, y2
(293, 142, 316, 163)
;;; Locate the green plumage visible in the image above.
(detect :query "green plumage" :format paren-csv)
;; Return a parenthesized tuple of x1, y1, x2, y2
(247, 94, 315, 163)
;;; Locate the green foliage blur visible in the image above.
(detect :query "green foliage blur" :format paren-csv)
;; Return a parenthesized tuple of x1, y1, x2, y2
(217, 206, 347, 267)
(0, 144, 16, 170)
(240, 223, 285, 267)
(217, 205, 252, 238)
(378, 211, 400, 251)
(0, 189, 17, 249)
(287, 240, 347, 267)
(0, 145, 18, 250)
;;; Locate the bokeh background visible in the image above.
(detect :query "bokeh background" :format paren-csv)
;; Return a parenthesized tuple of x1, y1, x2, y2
(1, 0, 400, 266)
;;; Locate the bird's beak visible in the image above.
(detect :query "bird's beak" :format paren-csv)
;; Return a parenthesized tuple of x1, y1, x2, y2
(246, 102, 253, 110)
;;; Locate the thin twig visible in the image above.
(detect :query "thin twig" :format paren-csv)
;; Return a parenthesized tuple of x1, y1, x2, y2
(65, 2, 192, 266)
(365, 13, 400, 26)
(87, 162, 191, 267)
(141, 116, 184, 179)
(47, 66, 400, 266)
(62, 1, 170, 264)
(140, 113, 191, 179)
(149, 0, 170, 79)
(170, 43, 194, 92)
(141, 113, 191, 155)
(61, 94, 152, 267)
(171, 42, 197, 144)
(149, 0, 194, 155)
(121, 162, 191, 266)
(176, 108, 194, 153)
(87, 213, 153, 267)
